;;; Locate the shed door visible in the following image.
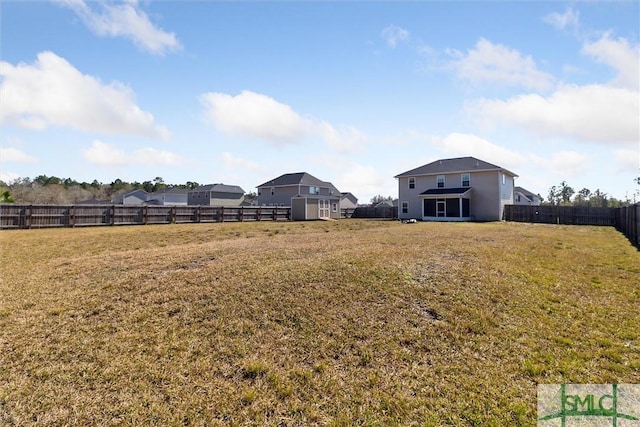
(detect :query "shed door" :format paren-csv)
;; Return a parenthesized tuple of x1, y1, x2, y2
(319, 200, 330, 218)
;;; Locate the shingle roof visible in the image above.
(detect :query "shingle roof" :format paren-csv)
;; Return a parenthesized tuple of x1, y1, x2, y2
(257, 172, 327, 188)
(395, 156, 518, 178)
(191, 183, 245, 193)
(150, 187, 189, 196)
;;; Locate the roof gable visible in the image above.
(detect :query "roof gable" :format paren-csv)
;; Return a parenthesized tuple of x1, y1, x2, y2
(395, 156, 517, 178)
(341, 192, 358, 203)
(514, 186, 538, 199)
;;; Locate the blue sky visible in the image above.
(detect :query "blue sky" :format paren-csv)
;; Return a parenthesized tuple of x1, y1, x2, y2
(1, 1, 639, 203)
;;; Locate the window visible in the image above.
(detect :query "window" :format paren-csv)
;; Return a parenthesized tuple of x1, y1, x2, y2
(462, 173, 470, 187)
(437, 175, 445, 188)
(408, 177, 415, 189)
(332, 203, 338, 212)
(309, 186, 320, 195)
(502, 174, 506, 185)
(401, 201, 408, 214)
(271, 187, 275, 195)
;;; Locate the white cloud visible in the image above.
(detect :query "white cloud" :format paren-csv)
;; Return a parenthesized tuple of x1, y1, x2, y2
(447, 38, 555, 91)
(200, 91, 312, 146)
(543, 7, 580, 32)
(319, 122, 366, 153)
(613, 148, 640, 173)
(429, 132, 528, 170)
(536, 150, 593, 176)
(0, 52, 170, 140)
(54, 0, 181, 55)
(221, 152, 261, 173)
(472, 83, 639, 145)
(134, 147, 184, 166)
(0, 148, 38, 163)
(381, 25, 409, 48)
(336, 163, 393, 203)
(82, 140, 183, 167)
(82, 140, 129, 166)
(582, 34, 640, 90)
(200, 90, 366, 152)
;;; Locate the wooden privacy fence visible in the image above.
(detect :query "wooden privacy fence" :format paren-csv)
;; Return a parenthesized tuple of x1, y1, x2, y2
(503, 205, 616, 225)
(0, 204, 291, 229)
(351, 206, 397, 219)
(504, 203, 640, 249)
(614, 203, 640, 249)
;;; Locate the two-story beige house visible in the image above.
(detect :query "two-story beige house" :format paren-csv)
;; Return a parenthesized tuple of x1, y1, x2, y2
(395, 157, 517, 221)
(257, 172, 341, 220)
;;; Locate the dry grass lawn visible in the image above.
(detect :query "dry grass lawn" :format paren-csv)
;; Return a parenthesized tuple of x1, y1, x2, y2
(0, 220, 638, 426)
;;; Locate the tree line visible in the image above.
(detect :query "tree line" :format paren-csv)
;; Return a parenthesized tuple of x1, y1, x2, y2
(542, 180, 638, 208)
(0, 175, 201, 204)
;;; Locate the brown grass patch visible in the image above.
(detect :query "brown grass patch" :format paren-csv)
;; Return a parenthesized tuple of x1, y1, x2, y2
(1, 220, 638, 425)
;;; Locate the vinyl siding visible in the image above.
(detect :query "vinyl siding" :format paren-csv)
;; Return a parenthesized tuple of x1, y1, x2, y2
(397, 170, 514, 221)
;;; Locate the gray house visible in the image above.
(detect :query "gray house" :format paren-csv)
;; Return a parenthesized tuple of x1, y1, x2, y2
(257, 172, 341, 220)
(395, 156, 518, 221)
(188, 184, 245, 206)
(340, 192, 358, 210)
(147, 188, 189, 206)
(114, 189, 148, 205)
(514, 186, 542, 206)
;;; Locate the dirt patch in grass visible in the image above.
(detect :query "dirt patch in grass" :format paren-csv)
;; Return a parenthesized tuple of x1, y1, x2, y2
(1, 220, 638, 425)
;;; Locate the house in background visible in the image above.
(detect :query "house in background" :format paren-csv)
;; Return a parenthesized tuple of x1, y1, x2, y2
(188, 184, 245, 206)
(147, 188, 189, 205)
(513, 186, 542, 206)
(374, 199, 398, 208)
(114, 189, 148, 205)
(257, 172, 341, 220)
(340, 192, 358, 210)
(395, 156, 518, 221)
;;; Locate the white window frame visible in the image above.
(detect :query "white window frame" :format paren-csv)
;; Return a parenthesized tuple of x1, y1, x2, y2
(437, 175, 445, 188)
(401, 201, 408, 214)
(408, 177, 415, 189)
(271, 187, 275, 195)
(462, 173, 470, 187)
